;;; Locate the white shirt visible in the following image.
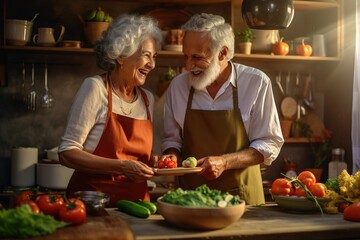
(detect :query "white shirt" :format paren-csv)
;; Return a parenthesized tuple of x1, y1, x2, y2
(161, 63, 284, 165)
(59, 75, 155, 153)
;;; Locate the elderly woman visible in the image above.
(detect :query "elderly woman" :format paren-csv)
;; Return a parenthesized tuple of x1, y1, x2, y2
(58, 14, 162, 207)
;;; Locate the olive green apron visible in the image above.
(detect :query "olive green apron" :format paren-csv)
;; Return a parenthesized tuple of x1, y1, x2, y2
(179, 74, 264, 205)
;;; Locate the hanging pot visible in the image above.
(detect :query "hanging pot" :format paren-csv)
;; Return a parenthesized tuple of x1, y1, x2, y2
(241, 0, 295, 30)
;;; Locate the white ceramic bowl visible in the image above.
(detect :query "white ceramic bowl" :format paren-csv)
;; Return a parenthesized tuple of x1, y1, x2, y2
(36, 163, 74, 189)
(5, 19, 33, 46)
(157, 197, 245, 230)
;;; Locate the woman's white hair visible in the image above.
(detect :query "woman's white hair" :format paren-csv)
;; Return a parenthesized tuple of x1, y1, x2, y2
(95, 14, 163, 71)
(182, 13, 234, 60)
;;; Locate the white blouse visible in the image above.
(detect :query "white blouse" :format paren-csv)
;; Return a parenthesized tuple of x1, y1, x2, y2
(161, 63, 284, 165)
(59, 75, 154, 153)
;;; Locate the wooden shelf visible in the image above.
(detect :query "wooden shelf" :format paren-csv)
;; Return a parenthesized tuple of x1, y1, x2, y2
(1, 46, 340, 63)
(232, 0, 338, 9)
(284, 137, 322, 143)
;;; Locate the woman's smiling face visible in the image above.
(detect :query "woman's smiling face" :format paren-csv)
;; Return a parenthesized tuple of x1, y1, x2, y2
(121, 37, 157, 86)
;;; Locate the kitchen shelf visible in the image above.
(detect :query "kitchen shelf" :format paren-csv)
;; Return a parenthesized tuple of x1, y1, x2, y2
(231, 0, 338, 9)
(284, 137, 322, 143)
(1, 46, 340, 63)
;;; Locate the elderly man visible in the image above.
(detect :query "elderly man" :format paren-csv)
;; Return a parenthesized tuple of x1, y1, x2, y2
(161, 13, 284, 205)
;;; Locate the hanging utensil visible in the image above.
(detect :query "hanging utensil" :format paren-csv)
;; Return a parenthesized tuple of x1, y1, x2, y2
(303, 73, 316, 109)
(40, 63, 54, 108)
(30, 13, 40, 22)
(21, 63, 26, 103)
(27, 64, 37, 111)
(275, 72, 285, 96)
(285, 72, 291, 95)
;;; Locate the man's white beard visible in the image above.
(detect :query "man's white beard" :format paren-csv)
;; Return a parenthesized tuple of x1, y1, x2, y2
(189, 58, 221, 90)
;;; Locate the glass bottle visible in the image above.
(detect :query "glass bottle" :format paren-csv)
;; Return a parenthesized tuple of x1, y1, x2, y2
(328, 148, 347, 179)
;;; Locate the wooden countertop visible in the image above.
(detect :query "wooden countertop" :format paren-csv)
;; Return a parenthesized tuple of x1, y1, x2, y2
(5, 204, 360, 240)
(108, 203, 360, 240)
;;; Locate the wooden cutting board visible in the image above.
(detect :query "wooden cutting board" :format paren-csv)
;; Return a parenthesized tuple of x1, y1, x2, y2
(30, 215, 135, 240)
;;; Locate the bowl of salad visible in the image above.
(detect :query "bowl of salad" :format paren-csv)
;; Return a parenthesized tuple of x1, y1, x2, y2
(157, 185, 245, 230)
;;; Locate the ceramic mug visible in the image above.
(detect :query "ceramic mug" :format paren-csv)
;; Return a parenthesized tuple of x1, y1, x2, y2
(312, 34, 326, 57)
(33, 25, 65, 46)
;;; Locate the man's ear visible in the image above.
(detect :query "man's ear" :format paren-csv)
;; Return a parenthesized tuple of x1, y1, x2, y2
(218, 47, 228, 60)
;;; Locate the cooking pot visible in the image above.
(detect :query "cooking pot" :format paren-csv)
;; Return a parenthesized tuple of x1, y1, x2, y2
(252, 30, 279, 53)
(5, 19, 33, 46)
(37, 163, 74, 189)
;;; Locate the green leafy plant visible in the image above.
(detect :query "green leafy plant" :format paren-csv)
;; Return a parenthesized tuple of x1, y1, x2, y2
(304, 124, 333, 168)
(237, 28, 255, 43)
(84, 7, 112, 22)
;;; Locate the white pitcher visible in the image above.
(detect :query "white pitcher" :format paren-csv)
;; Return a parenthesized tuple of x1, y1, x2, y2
(33, 25, 65, 46)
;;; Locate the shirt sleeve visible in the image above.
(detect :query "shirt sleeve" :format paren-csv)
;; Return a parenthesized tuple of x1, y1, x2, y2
(59, 76, 107, 153)
(245, 70, 284, 165)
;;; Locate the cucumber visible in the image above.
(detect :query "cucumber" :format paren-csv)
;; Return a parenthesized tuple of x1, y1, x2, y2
(135, 200, 157, 214)
(116, 200, 151, 218)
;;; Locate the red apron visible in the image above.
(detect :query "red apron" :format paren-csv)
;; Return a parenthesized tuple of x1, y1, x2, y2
(66, 77, 153, 207)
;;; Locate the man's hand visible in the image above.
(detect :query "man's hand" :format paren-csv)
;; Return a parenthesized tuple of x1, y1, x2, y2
(197, 156, 227, 180)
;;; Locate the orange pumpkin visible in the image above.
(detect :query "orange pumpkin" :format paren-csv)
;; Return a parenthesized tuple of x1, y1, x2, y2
(272, 37, 289, 56)
(296, 39, 312, 56)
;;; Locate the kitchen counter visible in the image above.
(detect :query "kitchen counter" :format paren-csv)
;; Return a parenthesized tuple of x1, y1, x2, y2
(108, 203, 360, 240)
(4, 203, 360, 240)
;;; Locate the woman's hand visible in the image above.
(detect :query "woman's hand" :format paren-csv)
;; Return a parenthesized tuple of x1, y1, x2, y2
(122, 160, 154, 182)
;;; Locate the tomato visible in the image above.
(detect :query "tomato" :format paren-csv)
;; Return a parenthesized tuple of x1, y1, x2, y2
(59, 198, 86, 225)
(22, 199, 40, 213)
(294, 187, 307, 197)
(309, 183, 326, 198)
(297, 171, 316, 187)
(157, 161, 166, 168)
(37, 194, 64, 217)
(157, 157, 177, 169)
(271, 178, 294, 196)
(296, 39, 312, 56)
(15, 190, 35, 206)
(272, 37, 289, 56)
(344, 202, 360, 222)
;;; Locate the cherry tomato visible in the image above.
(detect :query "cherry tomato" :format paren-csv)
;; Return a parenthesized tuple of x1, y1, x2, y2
(271, 178, 294, 196)
(309, 183, 326, 198)
(344, 202, 360, 222)
(294, 187, 307, 197)
(59, 198, 86, 225)
(15, 190, 35, 206)
(157, 161, 166, 168)
(157, 157, 177, 169)
(37, 194, 64, 217)
(297, 171, 316, 187)
(22, 199, 40, 213)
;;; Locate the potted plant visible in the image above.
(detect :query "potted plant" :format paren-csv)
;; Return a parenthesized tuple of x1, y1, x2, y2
(157, 66, 177, 97)
(237, 28, 255, 55)
(80, 7, 113, 47)
(304, 124, 333, 182)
